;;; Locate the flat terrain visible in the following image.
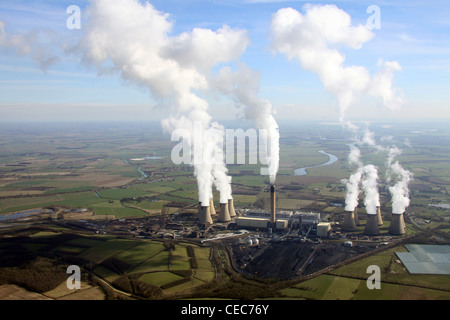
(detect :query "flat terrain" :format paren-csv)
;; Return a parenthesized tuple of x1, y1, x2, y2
(281, 245, 450, 300)
(0, 121, 449, 300)
(0, 121, 449, 230)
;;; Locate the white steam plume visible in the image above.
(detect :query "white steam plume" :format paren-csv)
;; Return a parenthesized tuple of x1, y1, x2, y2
(213, 63, 280, 184)
(270, 4, 408, 216)
(386, 148, 413, 214)
(361, 164, 381, 215)
(75, 0, 249, 206)
(344, 166, 363, 212)
(344, 125, 380, 215)
(270, 4, 404, 121)
(348, 129, 413, 215)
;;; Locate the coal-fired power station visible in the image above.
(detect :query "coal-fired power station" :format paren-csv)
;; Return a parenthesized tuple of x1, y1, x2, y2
(191, 176, 406, 241)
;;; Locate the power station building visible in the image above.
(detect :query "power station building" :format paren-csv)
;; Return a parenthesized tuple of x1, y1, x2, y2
(237, 210, 321, 233)
(317, 222, 332, 237)
(236, 217, 289, 230)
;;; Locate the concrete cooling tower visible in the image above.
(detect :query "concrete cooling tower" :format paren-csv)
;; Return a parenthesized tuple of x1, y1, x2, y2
(228, 198, 236, 217)
(342, 209, 357, 231)
(364, 214, 380, 235)
(218, 202, 231, 222)
(377, 206, 384, 226)
(198, 206, 213, 225)
(196, 202, 202, 219)
(210, 198, 217, 216)
(354, 207, 360, 226)
(389, 213, 406, 235)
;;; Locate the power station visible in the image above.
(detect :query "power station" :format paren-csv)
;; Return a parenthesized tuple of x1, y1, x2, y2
(194, 182, 408, 240)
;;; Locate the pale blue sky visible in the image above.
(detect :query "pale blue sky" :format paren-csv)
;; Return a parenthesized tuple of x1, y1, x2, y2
(0, 0, 449, 122)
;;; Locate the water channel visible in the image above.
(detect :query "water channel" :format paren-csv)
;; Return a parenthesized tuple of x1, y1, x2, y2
(294, 150, 339, 176)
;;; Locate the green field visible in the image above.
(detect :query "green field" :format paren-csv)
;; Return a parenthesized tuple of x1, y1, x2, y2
(0, 223, 217, 298)
(1, 121, 449, 228)
(281, 245, 450, 300)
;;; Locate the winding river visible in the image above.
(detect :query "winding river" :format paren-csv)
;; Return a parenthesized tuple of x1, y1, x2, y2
(125, 156, 164, 181)
(294, 150, 339, 176)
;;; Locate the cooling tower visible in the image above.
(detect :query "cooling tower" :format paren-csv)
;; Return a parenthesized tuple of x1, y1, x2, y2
(377, 206, 384, 226)
(364, 214, 380, 235)
(210, 198, 217, 215)
(342, 210, 357, 231)
(354, 207, 360, 226)
(270, 185, 276, 225)
(228, 198, 236, 217)
(196, 202, 202, 218)
(389, 213, 406, 235)
(218, 202, 231, 222)
(198, 206, 213, 225)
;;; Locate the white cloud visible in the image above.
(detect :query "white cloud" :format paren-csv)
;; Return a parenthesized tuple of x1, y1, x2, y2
(270, 4, 405, 121)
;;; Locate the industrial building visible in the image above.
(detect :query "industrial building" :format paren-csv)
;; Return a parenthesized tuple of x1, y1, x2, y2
(236, 217, 289, 230)
(317, 222, 331, 237)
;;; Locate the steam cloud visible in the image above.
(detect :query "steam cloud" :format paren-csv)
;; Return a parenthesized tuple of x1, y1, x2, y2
(361, 164, 381, 215)
(270, 4, 411, 215)
(343, 142, 381, 215)
(75, 0, 250, 206)
(386, 147, 413, 214)
(344, 166, 363, 212)
(213, 64, 280, 184)
(270, 4, 404, 121)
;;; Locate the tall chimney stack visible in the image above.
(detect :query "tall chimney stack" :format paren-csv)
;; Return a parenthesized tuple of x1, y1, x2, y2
(198, 206, 213, 225)
(342, 209, 357, 231)
(364, 214, 380, 235)
(210, 198, 217, 216)
(389, 213, 406, 235)
(218, 202, 231, 222)
(270, 185, 276, 225)
(228, 198, 236, 217)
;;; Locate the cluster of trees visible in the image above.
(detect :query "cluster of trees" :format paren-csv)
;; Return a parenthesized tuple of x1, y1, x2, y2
(0, 257, 69, 293)
(112, 275, 162, 299)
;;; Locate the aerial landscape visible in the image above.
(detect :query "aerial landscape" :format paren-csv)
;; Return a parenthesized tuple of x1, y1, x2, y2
(0, 0, 449, 308)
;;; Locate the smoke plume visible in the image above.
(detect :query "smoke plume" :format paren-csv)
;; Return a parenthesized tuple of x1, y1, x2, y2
(344, 126, 381, 215)
(75, 0, 249, 206)
(270, 4, 404, 121)
(361, 164, 381, 215)
(386, 148, 413, 214)
(344, 166, 363, 212)
(213, 63, 280, 184)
